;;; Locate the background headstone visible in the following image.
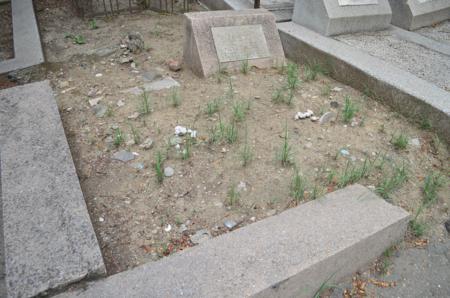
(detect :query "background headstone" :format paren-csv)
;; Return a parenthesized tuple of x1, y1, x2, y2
(183, 9, 285, 77)
(292, 0, 392, 36)
(388, 0, 450, 30)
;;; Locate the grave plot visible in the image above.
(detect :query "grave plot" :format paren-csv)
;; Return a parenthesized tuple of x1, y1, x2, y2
(31, 4, 449, 277)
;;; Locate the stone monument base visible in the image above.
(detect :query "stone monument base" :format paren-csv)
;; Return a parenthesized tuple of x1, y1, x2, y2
(388, 0, 450, 30)
(292, 0, 392, 36)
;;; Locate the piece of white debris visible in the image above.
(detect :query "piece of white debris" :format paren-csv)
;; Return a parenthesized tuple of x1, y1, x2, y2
(175, 126, 197, 138)
(89, 96, 102, 106)
(332, 87, 343, 92)
(294, 110, 314, 120)
(95, 73, 103, 77)
(117, 99, 125, 107)
(175, 125, 188, 136)
(164, 224, 172, 232)
(311, 116, 319, 122)
(99, 217, 105, 222)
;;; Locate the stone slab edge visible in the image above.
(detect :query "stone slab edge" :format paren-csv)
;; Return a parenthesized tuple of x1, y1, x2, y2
(56, 184, 409, 298)
(0, 81, 105, 298)
(0, 0, 45, 74)
(278, 22, 450, 146)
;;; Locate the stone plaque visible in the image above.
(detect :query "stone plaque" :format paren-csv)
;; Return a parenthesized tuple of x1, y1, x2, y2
(338, 0, 379, 5)
(211, 25, 271, 63)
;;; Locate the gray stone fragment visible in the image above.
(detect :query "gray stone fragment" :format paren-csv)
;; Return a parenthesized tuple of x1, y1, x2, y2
(142, 69, 162, 82)
(224, 219, 238, 230)
(131, 162, 145, 170)
(164, 167, 174, 177)
(190, 229, 212, 245)
(143, 77, 180, 91)
(0, 81, 105, 298)
(112, 150, 135, 162)
(319, 111, 336, 125)
(409, 138, 421, 147)
(139, 138, 154, 150)
(93, 104, 107, 118)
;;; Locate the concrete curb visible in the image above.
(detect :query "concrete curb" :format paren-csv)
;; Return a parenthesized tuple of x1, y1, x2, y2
(278, 22, 450, 145)
(56, 185, 409, 298)
(0, 81, 105, 298)
(0, 0, 45, 74)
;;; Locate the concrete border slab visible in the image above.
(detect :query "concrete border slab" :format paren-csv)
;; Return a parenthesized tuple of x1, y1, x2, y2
(278, 22, 450, 145)
(0, 0, 45, 74)
(0, 81, 105, 298)
(56, 185, 409, 298)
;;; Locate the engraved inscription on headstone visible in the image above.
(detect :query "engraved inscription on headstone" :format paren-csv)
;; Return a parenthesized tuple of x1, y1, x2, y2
(211, 25, 270, 63)
(338, 0, 379, 6)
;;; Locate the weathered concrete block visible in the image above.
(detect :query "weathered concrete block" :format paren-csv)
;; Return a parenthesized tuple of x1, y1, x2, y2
(0, 0, 45, 74)
(0, 81, 105, 298)
(56, 185, 409, 298)
(388, 0, 450, 30)
(292, 0, 392, 36)
(183, 9, 285, 77)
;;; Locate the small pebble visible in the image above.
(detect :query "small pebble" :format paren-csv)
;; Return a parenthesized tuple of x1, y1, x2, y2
(164, 167, 174, 177)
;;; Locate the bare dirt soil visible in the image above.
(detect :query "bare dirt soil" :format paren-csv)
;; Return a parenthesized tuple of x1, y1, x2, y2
(28, 3, 450, 276)
(0, 2, 13, 61)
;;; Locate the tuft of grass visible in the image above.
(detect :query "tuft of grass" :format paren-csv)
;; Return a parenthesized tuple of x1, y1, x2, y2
(240, 128, 253, 167)
(422, 172, 444, 206)
(206, 97, 222, 116)
(106, 105, 114, 117)
(114, 128, 124, 147)
(232, 100, 250, 122)
(226, 78, 235, 99)
(129, 124, 141, 145)
(139, 91, 151, 115)
(376, 163, 408, 200)
(154, 151, 165, 184)
(209, 120, 226, 144)
(65, 34, 86, 45)
(277, 122, 293, 167)
(409, 219, 427, 237)
(342, 95, 358, 123)
(227, 184, 240, 206)
(182, 135, 192, 160)
(321, 84, 331, 97)
(224, 122, 238, 144)
(168, 88, 182, 107)
(391, 133, 408, 150)
(304, 60, 329, 82)
(286, 62, 300, 91)
(313, 273, 338, 298)
(216, 64, 228, 83)
(420, 118, 432, 130)
(88, 19, 98, 30)
(337, 159, 372, 188)
(291, 168, 306, 202)
(240, 59, 250, 75)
